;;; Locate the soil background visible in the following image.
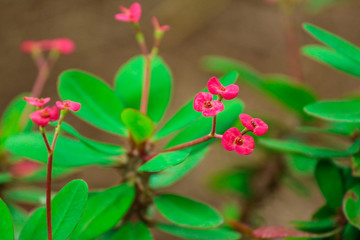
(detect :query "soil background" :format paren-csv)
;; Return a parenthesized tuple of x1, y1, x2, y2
(1, 0, 360, 239)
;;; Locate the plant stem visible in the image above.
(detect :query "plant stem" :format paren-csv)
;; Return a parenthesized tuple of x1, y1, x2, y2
(210, 116, 217, 136)
(46, 153, 53, 240)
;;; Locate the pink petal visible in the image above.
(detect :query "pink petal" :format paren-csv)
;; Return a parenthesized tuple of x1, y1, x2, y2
(130, 2, 141, 23)
(24, 97, 50, 107)
(223, 84, 239, 100)
(253, 118, 268, 136)
(193, 92, 213, 112)
(253, 226, 311, 239)
(20, 40, 38, 54)
(222, 128, 241, 151)
(29, 110, 50, 126)
(115, 13, 131, 22)
(235, 135, 255, 155)
(68, 101, 81, 112)
(202, 100, 224, 117)
(56, 101, 65, 110)
(152, 16, 160, 29)
(160, 25, 170, 32)
(207, 77, 223, 95)
(52, 38, 75, 55)
(239, 113, 254, 131)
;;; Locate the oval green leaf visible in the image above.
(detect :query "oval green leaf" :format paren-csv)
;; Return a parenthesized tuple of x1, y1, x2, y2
(154, 194, 223, 228)
(343, 184, 360, 229)
(121, 108, 154, 144)
(110, 222, 153, 240)
(70, 183, 135, 240)
(58, 70, 127, 135)
(0, 198, 14, 240)
(114, 55, 172, 123)
(20, 179, 88, 240)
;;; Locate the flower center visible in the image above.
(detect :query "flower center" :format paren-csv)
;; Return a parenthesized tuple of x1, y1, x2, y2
(234, 137, 243, 145)
(251, 120, 257, 128)
(40, 109, 50, 118)
(219, 86, 226, 91)
(204, 101, 213, 109)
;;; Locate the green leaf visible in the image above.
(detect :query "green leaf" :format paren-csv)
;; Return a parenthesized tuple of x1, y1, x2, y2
(259, 138, 352, 158)
(342, 223, 360, 240)
(352, 153, 360, 177)
(150, 147, 209, 188)
(154, 194, 223, 228)
(5, 188, 46, 205)
(138, 148, 191, 172)
(114, 55, 172, 123)
(262, 75, 316, 119)
(121, 108, 154, 144)
(0, 173, 12, 184)
(154, 71, 238, 140)
(70, 183, 135, 240)
(7, 203, 27, 239)
(343, 184, 360, 229)
(157, 223, 241, 240)
(110, 222, 153, 240)
(304, 100, 360, 122)
(5, 133, 117, 167)
(292, 219, 337, 234)
(303, 23, 360, 64)
(286, 154, 317, 176)
(0, 198, 14, 240)
(315, 161, 344, 209)
(302, 45, 360, 78)
(306, 0, 339, 12)
(58, 70, 127, 135)
(20, 180, 88, 240)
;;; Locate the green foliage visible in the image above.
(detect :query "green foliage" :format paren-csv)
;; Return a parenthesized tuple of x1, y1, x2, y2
(114, 55, 172, 123)
(20, 180, 88, 240)
(286, 154, 317, 176)
(0, 173, 12, 184)
(138, 148, 191, 172)
(343, 184, 360, 229)
(0, 198, 14, 240)
(5, 188, 46, 205)
(292, 219, 337, 234)
(154, 194, 223, 228)
(58, 70, 127, 135)
(70, 183, 135, 240)
(110, 222, 153, 240)
(7, 203, 27, 239)
(121, 108, 154, 144)
(156, 223, 241, 240)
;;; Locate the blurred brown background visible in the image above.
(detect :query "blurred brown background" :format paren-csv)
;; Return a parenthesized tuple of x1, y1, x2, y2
(1, 0, 360, 238)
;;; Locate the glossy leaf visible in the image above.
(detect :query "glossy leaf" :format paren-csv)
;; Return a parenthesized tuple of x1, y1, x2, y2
(0, 198, 14, 240)
(138, 148, 191, 172)
(292, 219, 337, 234)
(5, 133, 117, 167)
(70, 183, 135, 240)
(154, 71, 238, 140)
(114, 55, 172, 123)
(110, 222, 153, 240)
(20, 180, 88, 240)
(150, 147, 209, 188)
(157, 223, 241, 240)
(58, 70, 127, 135)
(343, 184, 360, 229)
(304, 100, 360, 122)
(5, 188, 46, 205)
(121, 108, 154, 144)
(154, 194, 223, 228)
(315, 161, 344, 208)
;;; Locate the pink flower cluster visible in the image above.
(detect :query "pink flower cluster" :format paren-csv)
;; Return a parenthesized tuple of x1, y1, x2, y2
(222, 114, 268, 155)
(24, 97, 81, 126)
(193, 77, 239, 117)
(21, 38, 75, 55)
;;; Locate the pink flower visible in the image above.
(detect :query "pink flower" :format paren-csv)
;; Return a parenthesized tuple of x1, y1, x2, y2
(51, 38, 75, 55)
(20, 38, 75, 55)
(24, 97, 50, 108)
(56, 100, 81, 112)
(207, 77, 239, 100)
(152, 16, 170, 32)
(29, 106, 59, 126)
(239, 114, 268, 136)
(10, 160, 42, 178)
(20, 40, 40, 54)
(222, 127, 255, 155)
(193, 92, 224, 117)
(115, 2, 142, 23)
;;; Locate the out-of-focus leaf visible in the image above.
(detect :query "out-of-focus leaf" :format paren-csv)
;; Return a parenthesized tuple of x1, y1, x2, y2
(351, 153, 360, 177)
(138, 148, 191, 172)
(312, 205, 337, 220)
(286, 154, 317, 176)
(0, 198, 14, 240)
(221, 202, 240, 221)
(5, 188, 46, 205)
(154, 194, 223, 228)
(7, 203, 27, 239)
(154, 71, 238, 140)
(70, 183, 135, 240)
(282, 174, 311, 197)
(114, 55, 172, 123)
(342, 223, 360, 240)
(0, 173, 12, 184)
(20, 180, 88, 240)
(292, 219, 337, 234)
(18, 166, 71, 183)
(58, 70, 127, 135)
(6, 133, 117, 167)
(157, 223, 241, 240)
(306, 0, 339, 12)
(343, 184, 360, 229)
(121, 108, 154, 144)
(109, 222, 153, 240)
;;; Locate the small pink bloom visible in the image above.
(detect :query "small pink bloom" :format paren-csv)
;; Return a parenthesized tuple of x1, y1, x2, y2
(10, 160, 42, 178)
(51, 38, 75, 55)
(207, 77, 239, 100)
(56, 100, 81, 112)
(222, 127, 255, 155)
(115, 2, 141, 23)
(29, 106, 59, 126)
(20, 40, 40, 54)
(193, 92, 224, 117)
(239, 113, 268, 136)
(23, 97, 50, 108)
(152, 16, 170, 32)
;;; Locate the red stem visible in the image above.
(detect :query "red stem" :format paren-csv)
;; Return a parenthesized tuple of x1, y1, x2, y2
(46, 153, 53, 240)
(140, 57, 151, 114)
